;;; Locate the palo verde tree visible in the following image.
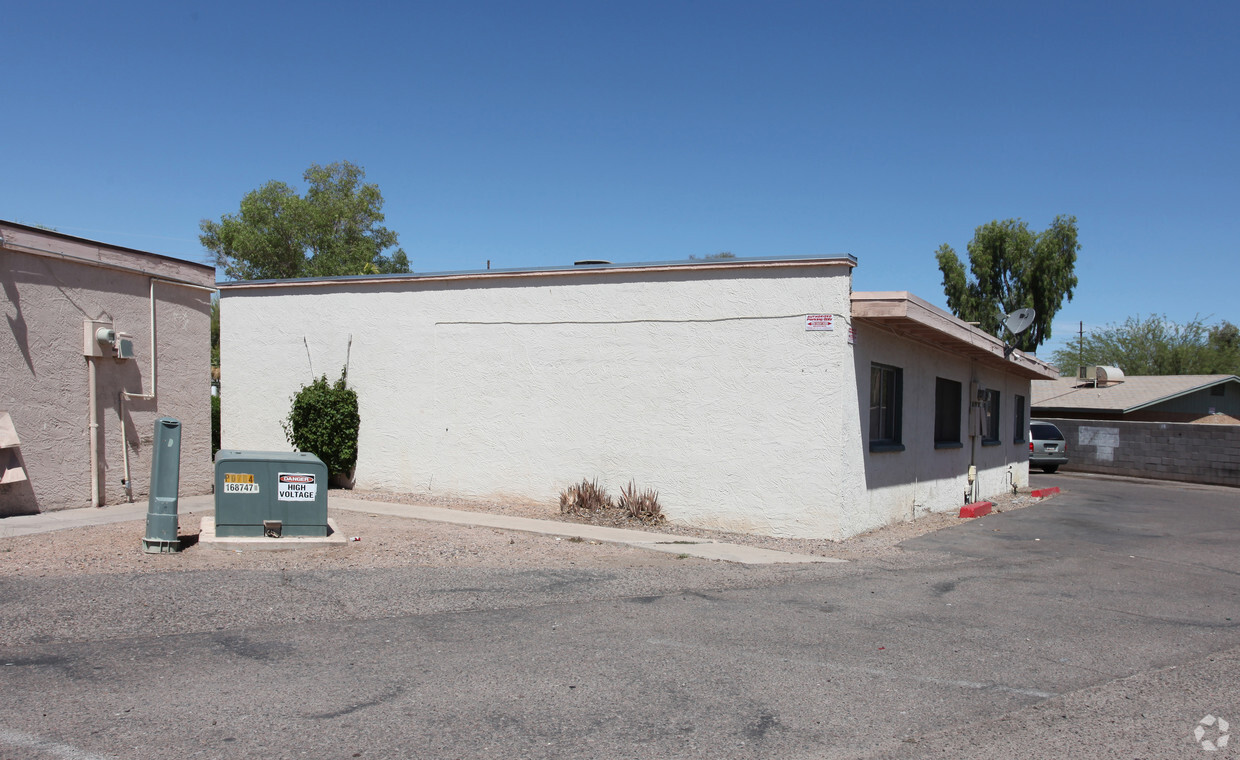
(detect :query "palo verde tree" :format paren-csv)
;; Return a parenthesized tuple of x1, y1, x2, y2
(1049, 315, 1240, 376)
(200, 161, 410, 280)
(935, 215, 1080, 352)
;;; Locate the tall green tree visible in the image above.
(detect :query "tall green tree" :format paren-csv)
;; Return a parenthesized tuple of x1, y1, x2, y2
(1049, 315, 1240, 376)
(936, 216, 1079, 351)
(200, 161, 410, 280)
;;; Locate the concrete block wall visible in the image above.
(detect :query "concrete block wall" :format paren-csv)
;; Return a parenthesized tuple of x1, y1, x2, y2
(1040, 417, 1240, 487)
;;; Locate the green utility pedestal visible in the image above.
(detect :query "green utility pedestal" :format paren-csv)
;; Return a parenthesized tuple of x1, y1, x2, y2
(213, 450, 329, 537)
(142, 417, 182, 553)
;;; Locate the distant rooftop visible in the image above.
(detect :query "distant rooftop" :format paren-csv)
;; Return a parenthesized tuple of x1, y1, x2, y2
(1032, 375, 1240, 414)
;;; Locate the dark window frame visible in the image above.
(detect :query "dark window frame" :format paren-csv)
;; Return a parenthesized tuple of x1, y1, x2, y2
(980, 388, 1001, 445)
(934, 377, 963, 449)
(869, 363, 904, 452)
(1013, 394, 1027, 443)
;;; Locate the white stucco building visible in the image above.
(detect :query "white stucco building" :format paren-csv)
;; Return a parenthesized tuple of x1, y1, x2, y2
(218, 255, 1056, 539)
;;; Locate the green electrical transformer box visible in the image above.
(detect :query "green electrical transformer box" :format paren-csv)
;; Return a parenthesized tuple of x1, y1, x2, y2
(213, 450, 329, 537)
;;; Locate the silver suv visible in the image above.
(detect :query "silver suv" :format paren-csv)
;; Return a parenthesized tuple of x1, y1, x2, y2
(1029, 421, 1068, 473)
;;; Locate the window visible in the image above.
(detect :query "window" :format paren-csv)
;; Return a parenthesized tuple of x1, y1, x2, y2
(869, 363, 903, 451)
(1211, 384, 1225, 397)
(1013, 394, 1026, 443)
(980, 388, 1001, 444)
(934, 378, 962, 448)
(1030, 422, 1064, 441)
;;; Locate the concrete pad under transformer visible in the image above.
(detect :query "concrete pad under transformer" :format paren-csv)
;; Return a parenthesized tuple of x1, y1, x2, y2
(197, 516, 347, 552)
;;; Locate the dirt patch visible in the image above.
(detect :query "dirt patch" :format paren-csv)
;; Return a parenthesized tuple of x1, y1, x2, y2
(341, 487, 1052, 563)
(0, 489, 1054, 577)
(0, 509, 693, 578)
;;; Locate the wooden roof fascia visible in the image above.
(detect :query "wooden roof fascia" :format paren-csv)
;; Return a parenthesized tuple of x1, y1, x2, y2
(851, 291, 1059, 380)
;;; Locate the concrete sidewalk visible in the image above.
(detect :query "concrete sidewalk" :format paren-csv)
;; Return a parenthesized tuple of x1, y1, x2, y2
(330, 496, 843, 564)
(0, 494, 843, 565)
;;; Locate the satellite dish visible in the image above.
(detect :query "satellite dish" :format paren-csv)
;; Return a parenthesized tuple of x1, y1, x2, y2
(1003, 308, 1036, 336)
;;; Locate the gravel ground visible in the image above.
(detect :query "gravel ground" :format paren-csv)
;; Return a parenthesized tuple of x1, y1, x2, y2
(0, 488, 1048, 578)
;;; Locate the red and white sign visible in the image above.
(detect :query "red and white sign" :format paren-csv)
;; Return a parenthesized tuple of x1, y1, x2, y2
(277, 472, 318, 501)
(847, 327, 856, 345)
(805, 314, 834, 331)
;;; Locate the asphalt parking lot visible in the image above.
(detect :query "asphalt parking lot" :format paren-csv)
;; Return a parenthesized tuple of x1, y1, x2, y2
(1, 472, 1237, 759)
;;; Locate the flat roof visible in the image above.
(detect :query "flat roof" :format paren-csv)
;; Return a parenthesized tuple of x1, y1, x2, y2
(851, 291, 1059, 380)
(216, 253, 858, 291)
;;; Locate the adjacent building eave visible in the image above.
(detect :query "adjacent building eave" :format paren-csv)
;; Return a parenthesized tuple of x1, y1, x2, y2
(1, 220, 215, 289)
(851, 291, 1058, 380)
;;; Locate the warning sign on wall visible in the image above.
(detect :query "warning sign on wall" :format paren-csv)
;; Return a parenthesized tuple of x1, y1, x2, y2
(277, 472, 318, 501)
(223, 472, 259, 494)
(805, 314, 834, 331)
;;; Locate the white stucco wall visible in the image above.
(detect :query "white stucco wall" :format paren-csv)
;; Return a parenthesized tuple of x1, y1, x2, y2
(221, 261, 1039, 540)
(1, 229, 214, 516)
(849, 321, 1031, 535)
(222, 263, 866, 538)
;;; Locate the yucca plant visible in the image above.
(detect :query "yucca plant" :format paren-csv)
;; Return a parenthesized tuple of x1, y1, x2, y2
(559, 478, 612, 515)
(618, 480, 664, 523)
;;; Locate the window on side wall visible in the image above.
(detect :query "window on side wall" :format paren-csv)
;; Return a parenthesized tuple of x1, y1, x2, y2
(934, 377, 962, 448)
(870, 363, 903, 452)
(1014, 394, 1027, 443)
(981, 388, 1001, 445)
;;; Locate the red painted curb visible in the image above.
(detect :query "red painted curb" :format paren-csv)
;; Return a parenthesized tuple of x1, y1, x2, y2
(1030, 487, 1061, 499)
(959, 501, 993, 518)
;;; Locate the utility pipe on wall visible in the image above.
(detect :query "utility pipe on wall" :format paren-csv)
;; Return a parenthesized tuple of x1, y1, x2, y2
(1, 234, 216, 507)
(117, 276, 216, 502)
(88, 356, 100, 508)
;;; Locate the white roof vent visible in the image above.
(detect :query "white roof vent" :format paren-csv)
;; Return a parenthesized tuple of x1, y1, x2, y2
(1078, 365, 1125, 386)
(1095, 366, 1124, 386)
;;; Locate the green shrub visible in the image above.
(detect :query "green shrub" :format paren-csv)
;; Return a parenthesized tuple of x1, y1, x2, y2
(281, 367, 359, 478)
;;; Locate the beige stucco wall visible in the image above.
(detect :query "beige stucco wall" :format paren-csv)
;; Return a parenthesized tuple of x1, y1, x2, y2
(850, 321, 1032, 534)
(0, 226, 214, 515)
(222, 263, 869, 538)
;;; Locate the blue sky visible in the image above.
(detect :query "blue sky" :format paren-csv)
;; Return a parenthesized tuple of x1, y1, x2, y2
(3, 1, 1236, 358)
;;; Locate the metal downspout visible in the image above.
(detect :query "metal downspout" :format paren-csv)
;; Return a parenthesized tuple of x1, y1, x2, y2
(119, 278, 158, 502)
(117, 276, 216, 502)
(88, 356, 100, 508)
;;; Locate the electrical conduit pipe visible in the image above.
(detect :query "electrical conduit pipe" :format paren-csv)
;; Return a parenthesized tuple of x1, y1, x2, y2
(88, 356, 100, 508)
(117, 277, 216, 502)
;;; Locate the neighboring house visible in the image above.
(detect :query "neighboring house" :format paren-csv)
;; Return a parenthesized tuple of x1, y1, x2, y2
(1031, 374, 1240, 487)
(218, 255, 1056, 540)
(1033, 374, 1240, 423)
(1, 221, 216, 516)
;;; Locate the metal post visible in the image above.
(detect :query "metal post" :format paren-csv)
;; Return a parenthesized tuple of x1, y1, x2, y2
(142, 417, 182, 553)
